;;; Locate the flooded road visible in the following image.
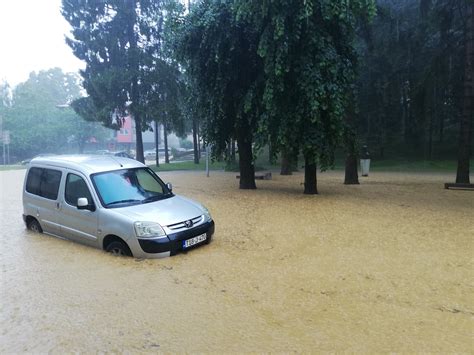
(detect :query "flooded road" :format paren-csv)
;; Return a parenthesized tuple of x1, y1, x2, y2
(1, 169, 473, 352)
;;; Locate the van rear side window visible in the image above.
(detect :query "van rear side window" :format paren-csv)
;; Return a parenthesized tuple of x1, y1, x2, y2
(26, 167, 62, 200)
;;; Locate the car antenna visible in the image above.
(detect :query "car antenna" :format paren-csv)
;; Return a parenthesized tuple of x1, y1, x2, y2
(110, 156, 124, 168)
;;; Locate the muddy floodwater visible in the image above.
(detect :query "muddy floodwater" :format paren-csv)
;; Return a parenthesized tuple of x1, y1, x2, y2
(1, 168, 473, 352)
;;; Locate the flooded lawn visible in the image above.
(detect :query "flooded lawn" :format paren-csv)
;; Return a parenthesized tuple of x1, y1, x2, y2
(1, 169, 472, 352)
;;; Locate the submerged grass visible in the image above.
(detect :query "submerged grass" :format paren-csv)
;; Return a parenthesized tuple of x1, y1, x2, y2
(0, 165, 25, 171)
(315, 158, 471, 173)
(1, 157, 471, 174)
(149, 160, 226, 172)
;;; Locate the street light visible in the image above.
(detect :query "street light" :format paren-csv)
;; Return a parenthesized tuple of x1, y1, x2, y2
(0, 115, 10, 165)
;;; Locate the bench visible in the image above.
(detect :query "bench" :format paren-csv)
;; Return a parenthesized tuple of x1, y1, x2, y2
(236, 172, 272, 180)
(444, 183, 474, 191)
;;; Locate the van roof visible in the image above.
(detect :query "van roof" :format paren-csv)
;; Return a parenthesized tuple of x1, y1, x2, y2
(29, 155, 145, 175)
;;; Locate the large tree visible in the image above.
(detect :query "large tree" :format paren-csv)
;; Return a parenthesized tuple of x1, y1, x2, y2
(62, 0, 173, 163)
(175, 0, 264, 189)
(240, 0, 375, 194)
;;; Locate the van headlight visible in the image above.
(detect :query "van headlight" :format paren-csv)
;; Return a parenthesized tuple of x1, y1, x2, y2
(203, 206, 212, 222)
(134, 222, 167, 239)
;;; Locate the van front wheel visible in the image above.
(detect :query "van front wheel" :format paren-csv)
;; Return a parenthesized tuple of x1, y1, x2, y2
(28, 219, 43, 233)
(106, 241, 132, 257)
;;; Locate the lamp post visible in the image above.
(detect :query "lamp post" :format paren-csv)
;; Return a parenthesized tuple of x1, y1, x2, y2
(206, 145, 210, 177)
(0, 115, 10, 165)
(0, 114, 3, 165)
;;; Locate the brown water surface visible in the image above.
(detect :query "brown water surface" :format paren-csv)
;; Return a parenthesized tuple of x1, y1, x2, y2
(1, 169, 473, 352)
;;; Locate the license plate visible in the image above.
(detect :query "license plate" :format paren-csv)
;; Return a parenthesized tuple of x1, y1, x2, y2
(183, 233, 207, 249)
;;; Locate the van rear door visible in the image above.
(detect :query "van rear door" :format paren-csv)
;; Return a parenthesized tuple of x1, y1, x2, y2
(24, 167, 63, 235)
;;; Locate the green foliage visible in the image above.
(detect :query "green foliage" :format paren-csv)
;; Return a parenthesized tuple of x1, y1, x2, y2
(238, 0, 375, 170)
(143, 57, 186, 137)
(174, 0, 264, 158)
(70, 96, 113, 152)
(355, 0, 467, 159)
(2, 69, 109, 160)
(0, 80, 12, 109)
(70, 97, 100, 123)
(150, 160, 226, 172)
(62, 0, 185, 161)
(174, 0, 375, 190)
(5, 70, 79, 159)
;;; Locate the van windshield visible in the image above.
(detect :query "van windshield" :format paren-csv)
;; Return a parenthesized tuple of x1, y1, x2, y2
(91, 168, 172, 208)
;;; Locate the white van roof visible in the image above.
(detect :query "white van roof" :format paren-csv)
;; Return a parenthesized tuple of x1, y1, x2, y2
(29, 155, 144, 175)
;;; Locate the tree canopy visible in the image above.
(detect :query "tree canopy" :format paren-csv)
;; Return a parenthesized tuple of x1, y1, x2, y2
(175, 0, 264, 188)
(176, 0, 375, 192)
(62, 0, 182, 163)
(1, 68, 109, 160)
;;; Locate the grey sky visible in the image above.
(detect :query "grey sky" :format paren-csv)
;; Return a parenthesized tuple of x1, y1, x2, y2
(0, 0, 84, 86)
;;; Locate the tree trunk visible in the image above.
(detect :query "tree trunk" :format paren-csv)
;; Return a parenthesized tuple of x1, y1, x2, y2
(400, 84, 406, 142)
(344, 97, 359, 184)
(78, 139, 86, 154)
(236, 132, 256, 189)
(438, 109, 445, 143)
(268, 142, 276, 165)
(231, 139, 236, 163)
(197, 126, 201, 158)
(344, 153, 359, 185)
(155, 120, 160, 167)
(163, 123, 169, 164)
(456, 2, 473, 184)
(135, 115, 144, 163)
(304, 155, 318, 194)
(227, 141, 232, 160)
(127, 3, 143, 164)
(428, 106, 434, 160)
(280, 149, 292, 175)
(192, 118, 199, 164)
(401, 81, 411, 143)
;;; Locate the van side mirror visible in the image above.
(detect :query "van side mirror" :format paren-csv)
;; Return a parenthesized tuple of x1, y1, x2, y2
(77, 197, 95, 211)
(166, 183, 173, 192)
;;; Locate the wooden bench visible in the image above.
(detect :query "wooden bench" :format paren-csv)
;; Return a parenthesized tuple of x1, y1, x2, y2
(444, 183, 474, 191)
(236, 172, 272, 180)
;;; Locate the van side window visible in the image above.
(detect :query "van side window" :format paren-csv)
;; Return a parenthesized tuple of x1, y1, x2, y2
(26, 167, 62, 200)
(65, 173, 93, 207)
(25, 167, 42, 196)
(136, 169, 165, 194)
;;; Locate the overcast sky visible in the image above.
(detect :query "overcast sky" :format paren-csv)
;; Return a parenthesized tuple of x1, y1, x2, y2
(0, 0, 84, 86)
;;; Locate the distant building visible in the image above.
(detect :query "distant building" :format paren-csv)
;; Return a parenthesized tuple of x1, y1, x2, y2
(116, 116, 134, 144)
(113, 116, 179, 150)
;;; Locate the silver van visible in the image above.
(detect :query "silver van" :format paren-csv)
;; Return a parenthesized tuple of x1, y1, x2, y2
(22, 155, 214, 258)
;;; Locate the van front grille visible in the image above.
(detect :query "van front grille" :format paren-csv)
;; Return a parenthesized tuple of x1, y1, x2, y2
(167, 215, 203, 230)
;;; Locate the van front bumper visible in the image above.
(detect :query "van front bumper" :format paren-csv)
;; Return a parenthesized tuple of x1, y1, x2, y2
(137, 220, 215, 256)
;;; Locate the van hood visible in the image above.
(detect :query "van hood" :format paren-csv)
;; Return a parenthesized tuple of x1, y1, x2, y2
(109, 195, 204, 227)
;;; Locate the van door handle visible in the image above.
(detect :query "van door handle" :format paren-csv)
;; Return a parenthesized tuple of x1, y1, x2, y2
(56, 202, 61, 210)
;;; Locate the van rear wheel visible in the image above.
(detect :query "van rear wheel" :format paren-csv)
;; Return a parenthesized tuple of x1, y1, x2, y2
(27, 219, 43, 233)
(106, 241, 132, 257)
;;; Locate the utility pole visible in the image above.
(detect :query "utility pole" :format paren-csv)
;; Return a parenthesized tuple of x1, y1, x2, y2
(155, 120, 160, 167)
(6, 134, 9, 164)
(0, 115, 5, 165)
(206, 145, 210, 177)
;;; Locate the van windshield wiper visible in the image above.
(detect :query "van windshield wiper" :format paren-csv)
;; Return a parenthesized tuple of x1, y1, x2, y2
(141, 195, 165, 204)
(106, 199, 141, 207)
